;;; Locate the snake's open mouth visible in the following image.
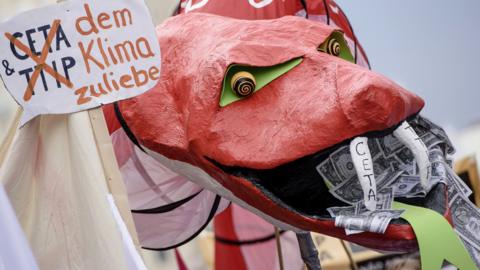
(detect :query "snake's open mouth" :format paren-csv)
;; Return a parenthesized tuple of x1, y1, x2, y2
(209, 115, 454, 224)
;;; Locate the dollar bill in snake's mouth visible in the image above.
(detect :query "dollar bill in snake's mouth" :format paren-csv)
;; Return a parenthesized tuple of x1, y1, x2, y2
(209, 114, 454, 224)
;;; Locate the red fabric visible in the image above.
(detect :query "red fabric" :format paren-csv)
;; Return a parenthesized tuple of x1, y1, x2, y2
(214, 206, 248, 270)
(175, 249, 188, 270)
(102, 104, 120, 135)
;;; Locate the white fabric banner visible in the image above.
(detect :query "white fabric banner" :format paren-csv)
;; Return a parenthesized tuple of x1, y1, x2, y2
(0, 0, 161, 125)
(0, 112, 139, 270)
(0, 184, 38, 270)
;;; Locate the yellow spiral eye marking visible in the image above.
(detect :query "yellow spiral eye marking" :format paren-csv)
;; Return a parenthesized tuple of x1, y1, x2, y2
(317, 31, 354, 63)
(327, 38, 341, 56)
(220, 57, 303, 107)
(231, 71, 256, 97)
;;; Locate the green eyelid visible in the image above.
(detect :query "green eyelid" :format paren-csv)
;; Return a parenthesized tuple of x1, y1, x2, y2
(220, 57, 303, 107)
(318, 31, 355, 63)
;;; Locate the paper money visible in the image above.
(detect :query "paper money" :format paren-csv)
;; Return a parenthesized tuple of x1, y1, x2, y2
(372, 154, 391, 176)
(316, 158, 344, 187)
(459, 235, 480, 269)
(345, 229, 363, 235)
(416, 116, 455, 154)
(330, 146, 356, 181)
(428, 146, 445, 161)
(445, 165, 472, 198)
(368, 138, 381, 159)
(393, 175, 424, 198)
(450, 194, 480, 251)
(447, 185, 460, 207)
(377, 134, 404, 157)
(327, 187, 396, 235)
(431, 161, 447, 179)
(329, 176, 364, 204)
(335, 209, 404, 234)
(376, 169, 404, 191)
(421, 132, 443, 149)
(329, 169, 401, 205)
(355, 187, 394, 214)
(322, 115, 480, 246)
(396, 147, 414, 166)
(327, 205, 356, 217)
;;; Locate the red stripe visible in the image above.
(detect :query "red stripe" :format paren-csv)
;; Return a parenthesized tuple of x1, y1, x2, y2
(175, 249, 188, 270)
(102, 104, 121, 135)
(214, 205, 248, 270)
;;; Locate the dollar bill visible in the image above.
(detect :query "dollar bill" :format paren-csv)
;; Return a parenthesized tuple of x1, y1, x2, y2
(393, 175, 424, 198)
(394, 146, 418, 175)
(372, 154, 391, 176)
(316, 158, 344, 187)
(355, 187, 394, 214)
(377, 134, 404, 157)
(329, 176, 364, 204)
(431, 161, 447, 179)
(446, 159, 453, 168)
(345, 229, 363, 235)
(335, 209, 404, 234)
(428, 146, 445, 162)
(416, 116, 455, 154)
(421, 132, 443, 150)
(327, 205, 356, 217)
(450, 194, 480, 251)
(396, 147, 414, 165)
(425, 176, 443, 193)
(445, 165, 472, 198)
(333, 188, 396, 235)
(376, 169, 404, 190)
(368, 138, 382, 159)
(447, 185, 460, 207)
(329, 168, 401, 205)
(330, 146, 356, 181)
(387, 155, 403, 172)
(459, 234, 480, 269)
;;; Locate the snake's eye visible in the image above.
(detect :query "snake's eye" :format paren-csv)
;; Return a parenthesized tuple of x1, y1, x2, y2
(326, 38, 341, 56)
(231, 71, 256, 97)
(220, 58, 302, 107)
(317, 31, 354, 63)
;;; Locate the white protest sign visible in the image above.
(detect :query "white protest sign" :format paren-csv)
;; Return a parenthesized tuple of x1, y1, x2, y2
(0, 0, 161, 125)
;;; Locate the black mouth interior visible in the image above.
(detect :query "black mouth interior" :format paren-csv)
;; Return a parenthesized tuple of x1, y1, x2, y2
(210, 115, 451, 221)
(211, 139, 353, 216)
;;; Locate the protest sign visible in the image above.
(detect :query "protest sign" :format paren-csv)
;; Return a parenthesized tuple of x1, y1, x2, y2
(0, 0, 161, 125)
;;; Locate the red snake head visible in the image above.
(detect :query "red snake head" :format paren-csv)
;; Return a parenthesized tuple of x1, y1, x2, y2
(111, 13, 451, 252)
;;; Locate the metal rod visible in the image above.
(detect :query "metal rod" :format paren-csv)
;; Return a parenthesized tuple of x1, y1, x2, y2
(340, 240, 359, 270)
(274, 227, 285, 270)
(296, 233, 322, 270)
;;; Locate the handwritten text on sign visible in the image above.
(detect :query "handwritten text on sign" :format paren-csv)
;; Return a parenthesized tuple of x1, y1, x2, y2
(0, 0, 161, 125)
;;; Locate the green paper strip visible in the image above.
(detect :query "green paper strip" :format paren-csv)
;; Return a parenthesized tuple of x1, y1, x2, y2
(392, 201, 477, 270)
(220, 58, 303, 107)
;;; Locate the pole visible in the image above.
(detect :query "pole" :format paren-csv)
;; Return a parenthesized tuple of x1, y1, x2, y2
(275, 227, 285, 270)
(296, 233, 322, 270)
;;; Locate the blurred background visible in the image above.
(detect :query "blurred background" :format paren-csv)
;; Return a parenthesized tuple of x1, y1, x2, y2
(0, 1, 479, 269)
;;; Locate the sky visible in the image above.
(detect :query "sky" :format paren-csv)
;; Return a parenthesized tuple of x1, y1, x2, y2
(335, 0, 480, 129)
